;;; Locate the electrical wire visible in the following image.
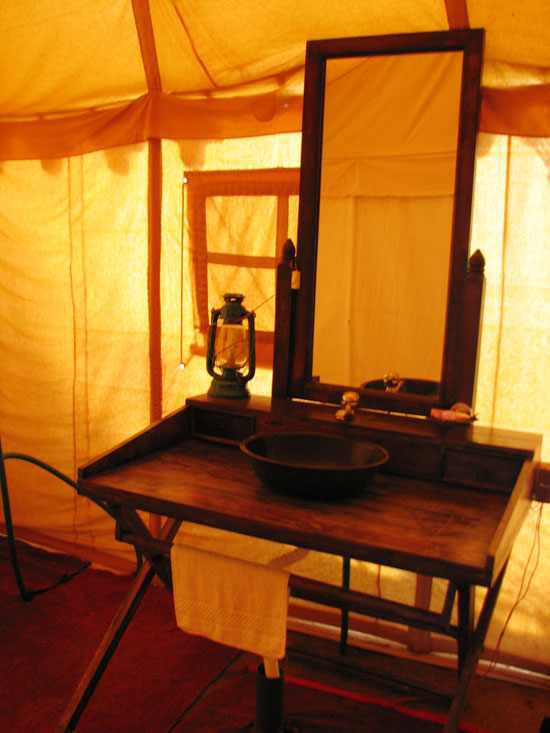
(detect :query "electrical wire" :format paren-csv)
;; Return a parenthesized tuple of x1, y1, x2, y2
(480, 501, 543, 678)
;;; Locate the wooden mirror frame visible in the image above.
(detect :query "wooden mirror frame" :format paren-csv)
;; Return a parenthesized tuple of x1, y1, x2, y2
(273, 29, 485, 416)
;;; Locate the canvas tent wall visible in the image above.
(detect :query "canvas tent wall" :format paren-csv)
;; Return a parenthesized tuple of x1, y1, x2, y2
(1, 1, 549, 678)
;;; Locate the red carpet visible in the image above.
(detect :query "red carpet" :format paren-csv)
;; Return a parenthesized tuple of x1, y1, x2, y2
(0, 538, 238, 732)
(1, 539, 492, 732)
(173, 665, 493, 732)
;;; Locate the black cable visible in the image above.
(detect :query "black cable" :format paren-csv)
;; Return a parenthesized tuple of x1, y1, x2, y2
(0, 452, 34, 601)
(1, 452, 142, 601)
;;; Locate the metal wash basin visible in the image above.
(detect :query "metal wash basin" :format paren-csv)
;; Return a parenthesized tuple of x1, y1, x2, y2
(240, 432, 389, 500)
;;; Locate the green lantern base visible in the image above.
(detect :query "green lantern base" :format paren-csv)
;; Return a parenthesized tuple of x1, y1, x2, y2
(208, 374, 250, 399)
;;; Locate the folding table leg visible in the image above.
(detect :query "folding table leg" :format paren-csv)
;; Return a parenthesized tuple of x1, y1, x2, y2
(457, 584, 475, 673)
(55, 560, 157, 732)
(443, 565, 507, 733)
(339, 556, 351, 654)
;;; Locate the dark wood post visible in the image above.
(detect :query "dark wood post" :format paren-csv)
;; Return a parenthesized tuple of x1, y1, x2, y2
(272, 239, 297, 398)
(459, 249, 485, 407)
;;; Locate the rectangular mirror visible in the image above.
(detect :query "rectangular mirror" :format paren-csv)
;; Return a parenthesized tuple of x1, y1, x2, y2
(276, 30, 485, 415)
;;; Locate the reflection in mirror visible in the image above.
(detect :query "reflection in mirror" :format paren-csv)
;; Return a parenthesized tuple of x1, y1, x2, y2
(313, 52, 462, 389)
(273, 30, 485, 415)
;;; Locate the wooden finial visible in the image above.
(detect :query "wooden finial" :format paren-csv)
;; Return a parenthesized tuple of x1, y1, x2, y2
(281, 238, 296, 262)
(468, 249, 485, 274)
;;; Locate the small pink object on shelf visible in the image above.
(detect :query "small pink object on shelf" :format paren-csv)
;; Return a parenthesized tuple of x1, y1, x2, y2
(430, 403, 475, 423)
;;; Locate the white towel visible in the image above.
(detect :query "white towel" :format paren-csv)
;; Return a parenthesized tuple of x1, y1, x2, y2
(171, 543, 290, 660)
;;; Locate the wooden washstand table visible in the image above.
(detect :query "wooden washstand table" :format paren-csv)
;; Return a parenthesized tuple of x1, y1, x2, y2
(57, 394, 542, 732)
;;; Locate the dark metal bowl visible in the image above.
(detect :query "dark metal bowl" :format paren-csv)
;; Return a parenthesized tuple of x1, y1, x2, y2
(240, 432, 389, 500)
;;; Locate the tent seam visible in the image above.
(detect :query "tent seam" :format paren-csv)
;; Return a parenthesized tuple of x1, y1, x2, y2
(444, 0, 470, 29)
(131, 0, 163, 92)
(171, 4, 218, 88)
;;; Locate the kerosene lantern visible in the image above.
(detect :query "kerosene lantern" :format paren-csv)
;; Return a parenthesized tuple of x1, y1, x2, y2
(206, 293, 256, 398)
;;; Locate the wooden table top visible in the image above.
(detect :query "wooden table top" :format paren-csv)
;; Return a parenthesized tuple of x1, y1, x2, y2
(78, 438, 515, 587)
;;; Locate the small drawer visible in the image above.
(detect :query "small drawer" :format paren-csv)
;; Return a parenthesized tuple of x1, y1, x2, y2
(191, 409, 256, 444)
(444, 447, 522, 491)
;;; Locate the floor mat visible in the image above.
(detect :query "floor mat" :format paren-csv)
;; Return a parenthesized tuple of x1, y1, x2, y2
(0, 538, 238, 732)
(173, 666, 493, 732)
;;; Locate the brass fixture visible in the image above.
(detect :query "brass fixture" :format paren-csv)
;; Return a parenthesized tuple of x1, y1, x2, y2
(335, 391, 360, 422)
(383, 372, 405, 392)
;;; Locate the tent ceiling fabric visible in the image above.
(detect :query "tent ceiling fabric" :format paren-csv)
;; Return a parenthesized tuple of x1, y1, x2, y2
(149, 0, 446, 91)
(1, 0, 148, 117)
(0, 0, 548, 156)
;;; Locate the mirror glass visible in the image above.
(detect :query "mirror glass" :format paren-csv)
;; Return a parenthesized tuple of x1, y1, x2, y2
(313, 52, 462, 389)
(284, 30, 484, 414)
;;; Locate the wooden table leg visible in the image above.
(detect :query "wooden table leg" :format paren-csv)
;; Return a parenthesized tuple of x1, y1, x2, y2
(443, 565, 507, 733)
(55, 560, 157, 732)
(409, 574, 434, 654)
(339, 556, 350, 654)
(457, 584, 475, 673)
(56, 517, 181, 731)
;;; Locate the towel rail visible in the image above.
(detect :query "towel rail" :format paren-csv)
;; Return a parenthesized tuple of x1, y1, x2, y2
(118, 529, 458, 639)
